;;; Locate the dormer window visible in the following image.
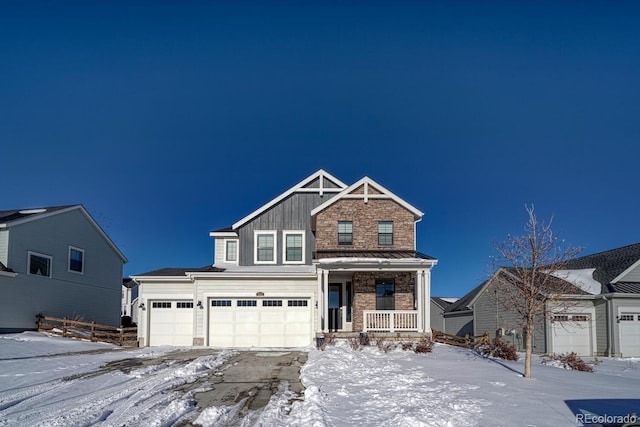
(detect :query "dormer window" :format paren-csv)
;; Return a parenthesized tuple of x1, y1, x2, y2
(378, 221, 393, 246)
(338, 221, 353, 246)
(225, 240, 238, 263)
(255, 231, 276, 264)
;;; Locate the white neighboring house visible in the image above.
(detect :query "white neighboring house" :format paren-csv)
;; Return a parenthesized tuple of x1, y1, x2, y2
(132, 170, 438, 348)
(0, 205, 127, 332)
(121, 279, 139, 325)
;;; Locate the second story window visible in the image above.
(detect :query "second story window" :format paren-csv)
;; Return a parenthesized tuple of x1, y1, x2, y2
(28, 251, 52, 277)
(378, 221, 394, 246)
(338, 221, 353, 246)
(225, 240, 238, 263)
(284, 231, 304, 263)
(68, 246, 84, 274)
(255, 231, 276, 263)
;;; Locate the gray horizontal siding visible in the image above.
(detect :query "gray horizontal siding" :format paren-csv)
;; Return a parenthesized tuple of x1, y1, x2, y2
(594, 299, 609, 356)
(443, 312, 473, 336)
(0, 230, 8, 265)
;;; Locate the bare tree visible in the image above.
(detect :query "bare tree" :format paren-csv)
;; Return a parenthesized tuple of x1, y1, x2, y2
(492, 205, 582, 379)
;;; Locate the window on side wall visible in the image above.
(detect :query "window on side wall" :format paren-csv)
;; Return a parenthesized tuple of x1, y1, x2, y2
(255, 231, 276, 263)
(375, 278, 395, 310)
(378, 221, 394, 246)
(338, 221, 353, 246)
(68, 246, 84, 274)
(225, 240, 238, 263)
(28, 251, 52, 277)
(284, 231, 304, 263)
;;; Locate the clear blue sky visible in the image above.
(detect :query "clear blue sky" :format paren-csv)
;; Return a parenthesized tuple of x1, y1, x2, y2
(2, 1, 639, 297)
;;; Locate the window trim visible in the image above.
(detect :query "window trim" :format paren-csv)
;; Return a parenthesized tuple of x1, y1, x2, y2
(68, 246, 85, 274)
(378, 221, 394, 246)
(224, 239, 239, 263)
(283, 230, 305, 264)
(337, 221, 353, 246)
(28, 251, 52, 278)
(254, 231, 277, 264)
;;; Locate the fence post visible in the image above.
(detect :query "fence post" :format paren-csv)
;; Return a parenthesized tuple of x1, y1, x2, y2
(119, 327, 124, 346)
(91, 321, 96, 342)
(35, 313, 43, 330)
(63, 317, 68, 337)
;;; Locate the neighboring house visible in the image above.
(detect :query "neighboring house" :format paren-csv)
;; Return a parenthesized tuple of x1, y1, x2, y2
(132, 170, 438, 348)
(0, 205, 128, 332)
(444, 243, 640, 357)
(122, 278, 139, 324)
(430, 297, 457, 332)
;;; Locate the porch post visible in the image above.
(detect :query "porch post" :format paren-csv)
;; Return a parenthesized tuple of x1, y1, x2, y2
(323, 269, 330, 333)
(416, 269, 424, 332)
(316, 270, 323, 334)
(424, 269, 431, 334)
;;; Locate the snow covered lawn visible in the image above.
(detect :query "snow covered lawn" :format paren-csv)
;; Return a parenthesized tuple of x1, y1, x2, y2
(2, 333, 640, 426)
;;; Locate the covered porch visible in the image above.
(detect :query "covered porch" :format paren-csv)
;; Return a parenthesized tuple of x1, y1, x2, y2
(314, 252, 437, 336)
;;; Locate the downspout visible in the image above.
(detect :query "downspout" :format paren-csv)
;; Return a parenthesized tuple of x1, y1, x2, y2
(602, 295, 612, 357)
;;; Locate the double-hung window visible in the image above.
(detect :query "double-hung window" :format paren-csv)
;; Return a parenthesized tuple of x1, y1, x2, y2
(283, 231, 304, 263)
(255, 231, 276, 264)
(378, 221, 393, 246)
(225, 240, 238, 263)
(375, 279, 395, 310)
(338, 221, 353, 246)
(68, 246, 84, 274)
(28, 251, 52, 277)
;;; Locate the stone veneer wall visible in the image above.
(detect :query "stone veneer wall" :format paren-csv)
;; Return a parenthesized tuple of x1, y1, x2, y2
(315, 198, 415, 250)
(353, 272, 414, 331)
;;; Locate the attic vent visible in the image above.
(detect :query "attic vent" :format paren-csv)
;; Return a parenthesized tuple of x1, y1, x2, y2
(18, 208, 47, 214)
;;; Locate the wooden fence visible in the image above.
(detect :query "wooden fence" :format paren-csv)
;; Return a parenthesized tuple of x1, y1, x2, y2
(431, 329, 490, 349)
(36, 314, 138, 347)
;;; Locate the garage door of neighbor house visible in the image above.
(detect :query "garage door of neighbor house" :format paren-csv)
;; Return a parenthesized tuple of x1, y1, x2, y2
(551, 314, 592, 356)
(208, 298, 312, 348)
(148, 300, 194, 346)
(619, 313, 640, 357)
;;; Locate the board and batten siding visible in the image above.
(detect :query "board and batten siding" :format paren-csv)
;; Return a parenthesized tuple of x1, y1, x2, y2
(0, 229, 8, 266)
(0, 209, 124, 330)
(238, 192, 335, 266)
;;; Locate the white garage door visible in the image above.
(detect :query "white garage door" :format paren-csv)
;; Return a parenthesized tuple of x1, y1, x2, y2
(149, 300, 194, 346)
(551, 314, 592, 356)
(619, 313, 640, 357)
(208, 298, 312, 348)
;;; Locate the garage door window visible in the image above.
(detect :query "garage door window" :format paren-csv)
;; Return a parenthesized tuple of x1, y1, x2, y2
(212, 300, 232, 307)
(176, 302, 193, 308)
(288, 300, 308, 307)
(620, 314, 634, 321)
(152, 302, 171, 308)
(237, 300, 257, 307)
(263, 300, 283, 306)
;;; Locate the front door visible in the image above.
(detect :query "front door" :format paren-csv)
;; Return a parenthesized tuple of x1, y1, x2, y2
(328, 283, 342, 331)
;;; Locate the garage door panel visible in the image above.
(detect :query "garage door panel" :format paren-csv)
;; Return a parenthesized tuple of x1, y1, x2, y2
(209, 297, 311, 348)
(551, 314, 591, 356)
(619, 313, 640, 357)
(149, 300, 194, 346)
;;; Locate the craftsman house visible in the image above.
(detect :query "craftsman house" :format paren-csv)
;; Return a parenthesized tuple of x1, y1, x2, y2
(133, 170, 437, 347)
(0, 205, 127, 332)
(443, 243, 640, 357)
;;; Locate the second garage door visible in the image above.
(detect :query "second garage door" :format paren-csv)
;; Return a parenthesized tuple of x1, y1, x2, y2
(208, 298, 311, 348)
(619, 312, 640, 357)
(550, 314, 592, 356)
(148, 300, 194, 346)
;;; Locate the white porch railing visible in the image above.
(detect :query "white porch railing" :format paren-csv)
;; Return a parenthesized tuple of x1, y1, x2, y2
(363, 310, 419, 332)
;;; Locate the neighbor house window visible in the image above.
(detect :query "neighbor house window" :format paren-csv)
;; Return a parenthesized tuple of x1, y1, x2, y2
(28, 251, 52, 277)
(378, 221, 394, 246)
(225, 240, 238, 263)
(283, 231, 304, 263)
(338, 221, 353, 245)
(68, 246, 84, 273)
(255, 231, 276, 263)
(375, 279, 395, 310)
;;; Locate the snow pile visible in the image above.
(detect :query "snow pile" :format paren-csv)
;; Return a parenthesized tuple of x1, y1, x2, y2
(551, 268, 601, 295)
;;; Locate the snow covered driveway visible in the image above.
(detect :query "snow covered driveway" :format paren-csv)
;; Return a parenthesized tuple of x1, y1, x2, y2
(2, 333, 640, 426)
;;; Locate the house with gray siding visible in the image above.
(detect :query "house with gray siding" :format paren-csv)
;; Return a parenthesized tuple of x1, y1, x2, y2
(0, 205, 127, 332)
(445, 243, 640, 357)
(133, 170, 438, 348)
